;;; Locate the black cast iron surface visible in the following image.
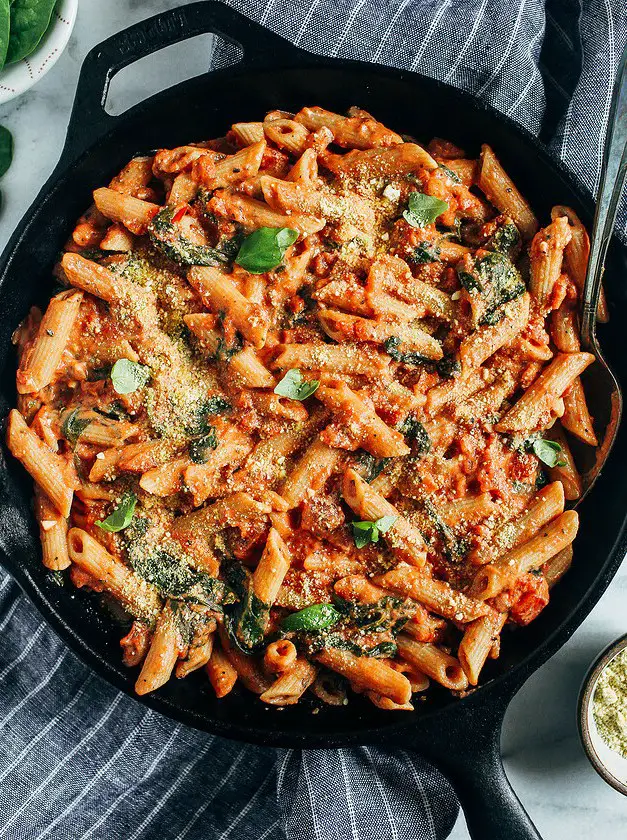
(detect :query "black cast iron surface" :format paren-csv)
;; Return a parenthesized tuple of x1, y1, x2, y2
(0, 4, 626, 838)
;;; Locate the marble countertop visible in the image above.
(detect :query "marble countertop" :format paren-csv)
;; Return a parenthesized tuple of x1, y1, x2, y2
(1, 2, 626, 837)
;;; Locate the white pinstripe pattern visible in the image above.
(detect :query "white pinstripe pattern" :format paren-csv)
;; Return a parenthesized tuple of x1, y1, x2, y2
(371, 0, 412, 62)
(127, 736, 217, 840)
(0, 621, 46, 681)
(75, 723, 183, 840)
(329, 0, 368, 58)
(507, 26, 544, 116)
(256, 818, 280, 840)
(477, 0, 528, 95)
(443, 0, 490, 82)
(409, 0, 452, 71)
(216, 770, 275, 840)
(300, 753, 323, 840)
(0, 647, 68, 733)
(276, 748, 293, 795)
(363, 747, 399, 840)
(34, 710, 155, 840)
(0, 595, 22, 634)
(294, 0, 324, 46)
(173, 747, 248, 840)
(594, 0, 616, 187)
(337, 748, 359, 840)
(0, 694, 123, 838)
(0, 674, 90, 785)
(547, 8, 575, 49)
(403, 751, 436, 840)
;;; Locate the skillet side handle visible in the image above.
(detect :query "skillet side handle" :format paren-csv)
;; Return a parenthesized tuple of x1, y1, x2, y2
(58, 0, 306, 168)
(401, 693, 542, 840)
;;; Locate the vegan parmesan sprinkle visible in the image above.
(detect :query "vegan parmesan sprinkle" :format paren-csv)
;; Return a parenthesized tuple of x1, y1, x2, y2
(593, 649, 627, 758)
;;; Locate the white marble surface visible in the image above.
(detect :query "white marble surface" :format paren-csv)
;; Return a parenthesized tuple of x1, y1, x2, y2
(1, 2, 627, 837)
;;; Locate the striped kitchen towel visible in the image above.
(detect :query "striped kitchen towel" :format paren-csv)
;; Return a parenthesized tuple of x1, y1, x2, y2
(0, 1, 625, 839)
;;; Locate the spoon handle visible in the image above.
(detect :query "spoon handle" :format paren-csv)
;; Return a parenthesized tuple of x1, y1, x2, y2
(581, 41, 627, 348)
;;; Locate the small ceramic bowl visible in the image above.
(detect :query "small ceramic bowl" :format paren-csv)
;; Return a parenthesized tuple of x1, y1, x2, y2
(579, 632, 627, 795)
(0, 0, 78, 106)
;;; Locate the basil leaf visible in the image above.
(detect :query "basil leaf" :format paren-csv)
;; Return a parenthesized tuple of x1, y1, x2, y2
(6, 0, 56, 65)
(189, 427, 218, 463)
(235, 227, 298, 274)
(0, 1, 9, 70)
(403, 192, 448, 228)
(61, 408, 92, 447)
(281, 603, 342, 633)
(532, 438, 567, 468)
(274, 368, 319, 401)
(0, 125, 12, 177)
(110, 359, 150, 394)
(351, 515, 398, 549)
(96, 491, 137, 533)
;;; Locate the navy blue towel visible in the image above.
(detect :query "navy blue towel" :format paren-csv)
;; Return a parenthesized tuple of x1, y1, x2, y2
(0, 1, 625, 838)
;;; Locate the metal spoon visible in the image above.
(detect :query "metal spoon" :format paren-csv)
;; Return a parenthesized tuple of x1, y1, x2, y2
(577, 41, 627, 501)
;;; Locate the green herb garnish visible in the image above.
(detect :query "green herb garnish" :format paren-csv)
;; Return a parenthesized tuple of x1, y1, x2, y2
(532, 438, 567, 468)
(96, 491, 137, 533)
(355, 450, 389, 483)
(235, 227, 298, 274)
(274, 368, 319, 401)
(281, 603, 342, 633)
(457, 251, 525, 326)
(403, 192, 448, 228)
(351, 515, 398, 549)
(110, 359, 150, 395)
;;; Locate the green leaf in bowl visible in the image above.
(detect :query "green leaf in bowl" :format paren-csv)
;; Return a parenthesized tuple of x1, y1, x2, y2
(0, 125, 13, 178)
(0, 0, 10, 70)
(6, 0, 57, 66)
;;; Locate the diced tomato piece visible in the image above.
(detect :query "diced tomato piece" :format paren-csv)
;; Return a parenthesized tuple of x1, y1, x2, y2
(509, 574, 549, 626)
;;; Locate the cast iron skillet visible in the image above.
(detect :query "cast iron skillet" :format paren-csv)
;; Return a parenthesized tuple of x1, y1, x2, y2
(1, 3, 626, 838)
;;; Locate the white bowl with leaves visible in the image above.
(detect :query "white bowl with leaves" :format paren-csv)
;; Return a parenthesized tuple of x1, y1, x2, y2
(0, 0, 78, 106)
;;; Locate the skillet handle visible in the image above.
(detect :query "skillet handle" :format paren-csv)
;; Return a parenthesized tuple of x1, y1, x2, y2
(60, 0, 304, 166)
(401, 692, 542, 840)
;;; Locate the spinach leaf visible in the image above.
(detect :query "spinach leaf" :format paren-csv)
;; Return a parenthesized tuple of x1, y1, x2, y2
(407, 241, 441, 264)
(355, 450, 389, 483)
(457, 251, 525, 326)
(351, 515, 398, 549)
(6, 0, 56, 65)
(148, 206, 232, 267)
(110, 358, 150, 394)
(403, 192, 448, 228)
(399, 415, 431, 455)
(485, 221, 521, 257)
(532, 438, 566, 468)
(0, 1, 9, 69)
(0, 124, 12, 177)
(189, 427, 218, 463)
(235, 227, 298, 274)
(274, 368, 319, 401)
(281, 603, 341, 633)
(333, 594, 412, 636)
(61, 408, 92, 447)
(223, 562, 268, 653)
(422, 498, 467, 562)
(96, 491, 137, 533)
(384, 337, 459, 380)
(205, 395, 231, 414)
(308, 634, 398, 658)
